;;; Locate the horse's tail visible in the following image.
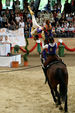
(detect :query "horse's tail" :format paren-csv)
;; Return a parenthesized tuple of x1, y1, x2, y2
(56, 68, 67, 101)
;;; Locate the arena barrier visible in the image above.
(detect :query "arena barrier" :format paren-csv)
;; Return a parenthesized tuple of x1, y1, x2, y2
(11, 41, 75, 53)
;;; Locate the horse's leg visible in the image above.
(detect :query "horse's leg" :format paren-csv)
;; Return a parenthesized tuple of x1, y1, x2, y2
(54, 88, 63, 110)
(48, 81, 57, 103)
(54, 87, 58, 97)
(51, 88, 57, 103)
(64, 94, 68, 112)
(55, 89, 61, 105)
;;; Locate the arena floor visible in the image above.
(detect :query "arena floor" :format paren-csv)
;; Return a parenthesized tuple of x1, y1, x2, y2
(0, 38, 75, 113)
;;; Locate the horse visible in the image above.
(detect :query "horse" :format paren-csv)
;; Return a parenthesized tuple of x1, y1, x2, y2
(43, 60, 68, 112)
(46, 61, 68, 112)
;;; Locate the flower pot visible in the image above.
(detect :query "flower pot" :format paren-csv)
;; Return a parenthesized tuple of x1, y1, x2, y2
(12, 61, 19, 68)
(24, 61, 28, 66)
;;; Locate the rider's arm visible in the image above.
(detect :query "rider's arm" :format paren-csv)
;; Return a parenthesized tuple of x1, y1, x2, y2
(43, 44, 48, 49)
(42, 40, 48, 49)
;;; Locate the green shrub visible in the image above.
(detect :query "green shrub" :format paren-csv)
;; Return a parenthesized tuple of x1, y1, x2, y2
(23, 54, 28, 61)
(14, 45, 20, 53)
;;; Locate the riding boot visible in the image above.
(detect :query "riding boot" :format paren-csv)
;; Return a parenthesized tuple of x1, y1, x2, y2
(42, 67, 48, 84)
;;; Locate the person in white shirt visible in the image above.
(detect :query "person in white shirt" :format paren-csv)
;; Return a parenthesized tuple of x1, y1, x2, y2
(57, 11, 61, 20)
(0, 36, 3, 43)
(19, 18, 25, 28)
(15, 13, 21, 23)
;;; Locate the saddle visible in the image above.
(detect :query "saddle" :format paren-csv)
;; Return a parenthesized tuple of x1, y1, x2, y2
(45, 60, 66, 70)
(41, 55, 66, 70)
(44, 55, 64, 67)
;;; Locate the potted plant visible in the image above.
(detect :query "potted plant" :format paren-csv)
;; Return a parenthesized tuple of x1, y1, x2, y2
(14, 45, 20, 53)
(11, 61, 19, 68)
(23, 54, 28, 66)
(23, 38, 29, 66)
(11, 45, 20, 68)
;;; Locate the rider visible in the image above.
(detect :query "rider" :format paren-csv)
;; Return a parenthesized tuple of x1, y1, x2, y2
(28, 6, 42, 36)
(42, 37, 62, 83)
(42, 19, 53, 44)
(41, 19, 53, 63)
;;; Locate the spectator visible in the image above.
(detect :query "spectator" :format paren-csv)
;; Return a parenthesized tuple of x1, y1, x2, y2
(57, 11, 61, 20)
(53, 11, 58, 24)
(5, 8, 10, 19)
(2, 14, 7, 27)
(9, 14, 15, 24)
(15, 13, 21, 23)
(12, 1, 15, 13)
(66, 14, 73, 23)
(40, 15, 45, 26)
(64, 0, 72, 16)
(71, 0, 75, 13)
(53, 11, 57, 19)
(19, 10, 23, 18)
(9, 20, 16, 30)
(24, 24, 29, 38)
(19, 17, 25, 28)
(59, 15, 67, 26)
(5, 19, 10, 29)
(0, 36, 3, 43)
(53, 4, 57, 12)
(50, 12, 55, 26)
(15, 0, 20, 12)
(23, 10, 28, 22)
(68, 23, 74, 37)
(36, 15, 41, 26)
(55, 24, 62, 37)
(57, 2, 62, 13)
(44, 0, 51, 12)
(72, 15, 75, 23)
(0, 0, 2, 15)
(10, 9, 14, 15)
(0, 15, 2, 28)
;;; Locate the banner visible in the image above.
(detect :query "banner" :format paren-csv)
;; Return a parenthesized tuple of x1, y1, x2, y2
(0, 28, 26, 47)
(0, 43, 10, 56)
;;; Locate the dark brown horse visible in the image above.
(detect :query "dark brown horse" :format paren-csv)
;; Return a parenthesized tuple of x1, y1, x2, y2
(46, 61, 68, 112)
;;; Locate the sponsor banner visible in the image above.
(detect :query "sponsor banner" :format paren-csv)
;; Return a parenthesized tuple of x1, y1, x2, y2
(0, 28, 26, 47)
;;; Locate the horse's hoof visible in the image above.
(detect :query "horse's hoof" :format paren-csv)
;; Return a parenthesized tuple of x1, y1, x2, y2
(55, 102, 58, 107)
(64, 110, 68, 113)
(55, 101, 59, 107)
(56, 104, 58, 107)
(59, 106, 63, 110)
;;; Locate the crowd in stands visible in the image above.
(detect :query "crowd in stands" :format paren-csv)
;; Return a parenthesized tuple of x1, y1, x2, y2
(0, 0, 75, 38)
